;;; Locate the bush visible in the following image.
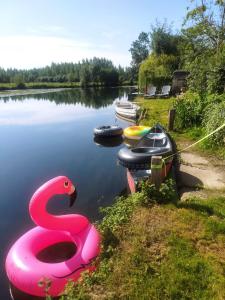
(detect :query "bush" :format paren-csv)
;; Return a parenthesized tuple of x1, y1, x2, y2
(203, 101, 225, 147)
(208, 66, 225, 94)
(99, 192, 146, 233)
(16, 82, 26, 89)
(204, 93, 225, 106)
(140, 178, 178, 204)
(173, 91, 205, 129)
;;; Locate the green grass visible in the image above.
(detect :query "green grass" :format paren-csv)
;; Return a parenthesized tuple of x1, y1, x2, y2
(58, 178, 225, 300)
(178, 196, 225, 219)
(0, 81, 131, 91)
(136, 97, 174, 128)
(152, 235, 218, 300)
(26, 82, 81, 88)
(61, 198, 225, 300)
(0, 82, 81, 90)
(0, 82, 17, 89)
(0, 81, 112, 91)
(134, 96, 225, 159)
(171, 127, 225, 159)
(178, 196, 225, 240)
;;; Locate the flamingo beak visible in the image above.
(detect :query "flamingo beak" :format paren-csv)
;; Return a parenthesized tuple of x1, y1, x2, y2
(69, 185, 77, 207)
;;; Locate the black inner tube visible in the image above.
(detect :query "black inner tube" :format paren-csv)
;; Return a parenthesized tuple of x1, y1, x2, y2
(99, 126, 111, 129)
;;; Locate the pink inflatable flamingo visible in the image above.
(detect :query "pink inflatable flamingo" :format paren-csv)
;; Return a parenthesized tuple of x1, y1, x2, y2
(5, 176, 101, 297)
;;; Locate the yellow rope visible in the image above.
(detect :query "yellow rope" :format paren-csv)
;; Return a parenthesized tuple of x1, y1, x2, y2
(150, 122, 225, 178)
(165, 122, 225, 161)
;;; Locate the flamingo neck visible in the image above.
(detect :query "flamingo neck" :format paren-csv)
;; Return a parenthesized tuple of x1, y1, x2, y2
(29, 185, 89, 234)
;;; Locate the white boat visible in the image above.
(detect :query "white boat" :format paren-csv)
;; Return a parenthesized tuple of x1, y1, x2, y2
(115, 100, 134, 108)
(115, 102, 140, 119)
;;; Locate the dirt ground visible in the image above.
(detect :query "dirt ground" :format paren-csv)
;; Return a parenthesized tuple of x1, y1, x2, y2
(176, 147, 225, 200)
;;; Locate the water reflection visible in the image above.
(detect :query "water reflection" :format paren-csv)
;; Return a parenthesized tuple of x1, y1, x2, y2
(0, 87, 127, 109)
(0, 100, 110, 125)
(94, 135, 124, 147)
(0, 88, 130, 126)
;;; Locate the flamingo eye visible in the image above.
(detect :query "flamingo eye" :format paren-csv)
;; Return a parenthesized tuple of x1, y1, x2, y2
(64, 181, 69, 188)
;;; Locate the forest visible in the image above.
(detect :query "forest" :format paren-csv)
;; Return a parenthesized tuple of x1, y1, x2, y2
(0, 58, 134, 88)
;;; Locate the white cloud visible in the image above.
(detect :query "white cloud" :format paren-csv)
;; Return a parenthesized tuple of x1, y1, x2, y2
(26, 25, 66, 36)
(0, 99, 104, 125)
(0, 35, 130, 69)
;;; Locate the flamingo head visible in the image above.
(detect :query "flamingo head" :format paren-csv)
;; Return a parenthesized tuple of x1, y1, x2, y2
(50, 176, 77, 207)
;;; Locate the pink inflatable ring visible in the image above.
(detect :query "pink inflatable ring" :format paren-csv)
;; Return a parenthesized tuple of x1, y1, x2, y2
(5, 176, 101, 297)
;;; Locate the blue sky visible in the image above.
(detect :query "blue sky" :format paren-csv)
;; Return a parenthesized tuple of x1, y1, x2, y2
(0, 0, 190, 69)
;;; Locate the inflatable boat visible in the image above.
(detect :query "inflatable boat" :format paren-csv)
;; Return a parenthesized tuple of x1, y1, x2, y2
(118, 124, 173, 170)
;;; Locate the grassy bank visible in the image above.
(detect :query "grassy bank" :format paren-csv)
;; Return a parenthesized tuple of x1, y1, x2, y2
(137, 97, 174, 127)
(57, 97, 225, 300)
(137, 97, 225, 159)
(171, 127, 225, 160)
(0, 82, 80, 90)
(60, 182, 225, 300)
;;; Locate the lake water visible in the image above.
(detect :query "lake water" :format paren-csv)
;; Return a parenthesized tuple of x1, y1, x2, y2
(0, 87, 133, 300)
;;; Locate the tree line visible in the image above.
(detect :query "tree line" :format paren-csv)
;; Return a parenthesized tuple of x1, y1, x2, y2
(0, 58, 134, 87)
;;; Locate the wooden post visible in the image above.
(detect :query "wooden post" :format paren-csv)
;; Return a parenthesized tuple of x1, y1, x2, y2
(168, 109, 176, 131)
(151, 156, 162, 189)
(137, 108, 146, 125)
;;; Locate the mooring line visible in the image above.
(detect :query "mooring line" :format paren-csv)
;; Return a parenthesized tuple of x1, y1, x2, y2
(164, 122, 225, 162)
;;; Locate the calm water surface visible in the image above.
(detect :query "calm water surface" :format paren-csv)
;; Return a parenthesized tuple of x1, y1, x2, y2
(0, 87, 133, 300)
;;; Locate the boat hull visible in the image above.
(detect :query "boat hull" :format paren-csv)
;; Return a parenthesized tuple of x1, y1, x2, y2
(127, 160, 173, 194)
(118, 124, 173, 170)
(119, 124, 174, 192)
(115, 107, 138, 119)
(115, 102, 140, 120)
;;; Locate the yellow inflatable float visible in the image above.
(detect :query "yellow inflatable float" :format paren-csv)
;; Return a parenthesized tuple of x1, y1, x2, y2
(123, 125, 151, 140)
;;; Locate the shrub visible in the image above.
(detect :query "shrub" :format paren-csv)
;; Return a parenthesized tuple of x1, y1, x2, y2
(99, 192, 145, 233)
(203, 101, 225, 147)
(173, 91, 204, 129)
(140, 178, 178, 204)
(16, 82, 26, 89)
(204, 93, 225, 106)
(208, 66, 225, 94)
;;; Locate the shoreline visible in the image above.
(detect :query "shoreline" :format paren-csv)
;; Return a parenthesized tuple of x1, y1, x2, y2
(0, 84, 135, 98)
(0, 88, 70, 98)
